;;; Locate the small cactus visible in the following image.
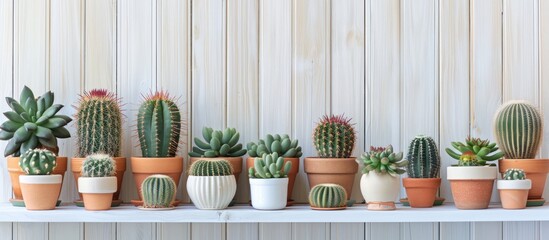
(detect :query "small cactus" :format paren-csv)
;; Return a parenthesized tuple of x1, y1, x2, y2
(248, 153, 291, 179)
(81, 154, 116, 177)
(503, 168, 526, 180)
(407, 135, 440, 178)
(359, 145, 408, 177)
(309, 184, 347, 209)
(189, 127, 247, 157)
(19, 148, 57, 175)
(445, 137, 504, 166)
(247, 134, 302, 158)
(141, 174, 177, 208)
(189, 159, 233, 176)
(313, 114, 356, 158)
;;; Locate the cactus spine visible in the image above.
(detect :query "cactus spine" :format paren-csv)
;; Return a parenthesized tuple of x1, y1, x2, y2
(503, 168, 526, 180)
(19, 148, 57, 175)
(189, 127, 247, 157)
(313, 114, 356, 158)
(407, 135, 440, 178)
(189, 159, 233, 176)
(247, 134, 302, 158)
(141, 174, 177, 208)
(248, 153, 292, 179)
(81, 154, 116, 177)
(309, 184, 347, 209)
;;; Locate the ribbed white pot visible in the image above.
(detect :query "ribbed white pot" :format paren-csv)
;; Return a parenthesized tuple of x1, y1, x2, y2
(249, 178, 288, 210)
(360, 172, 400, 203)
(78, 177, 117, 194)
(187, 175, 236, 210)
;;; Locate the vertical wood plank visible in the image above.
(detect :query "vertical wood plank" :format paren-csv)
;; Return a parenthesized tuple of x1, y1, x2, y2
(540, 221, 549, 240)
(540, 0, 549, 200)
(440, 223, 470, 240)
(503, 222, 539, 240)
(370, 223, 400, 239)
(0, 223, 12, 240)
(401, 223, 438, 240)
(227, 223, 258, 240)
(85, 223, 116, 240)
(49, 223, 83, 240)
(191, 223, 225, 240)
(292, 223, 329, 240)
(157, 223, 190, 240)
(117, 223, 156, 240)
(331, 223, 365, 240)
(259, 223, 291, 240)
(473, 222, 502, 240)
(14, 223, 47, 240)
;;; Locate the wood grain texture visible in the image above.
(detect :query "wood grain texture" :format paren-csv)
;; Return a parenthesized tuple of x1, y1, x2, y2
(191, 223, 225, 240)
(85, 223, 116, 240)
(440, 222, 470, 240)
(473, 222, 502, 240)
(157, 223, 190, 240)
(370, 223, 400, 239)
(401, 223, 438, 240)
(117, 223, 156, 240)
(331, 223, 365, 240)
(14, 223, 47, 240)
(540, 221, 549, 240)
(540, 0, 549, 200)
(292, 223, 329, 240)
(227, 223, 258, 240)
(0, 223, 12, 240)
(259, 223, 291, 240)
(503, 221, 540, 240)
(49, 223, 83, 240)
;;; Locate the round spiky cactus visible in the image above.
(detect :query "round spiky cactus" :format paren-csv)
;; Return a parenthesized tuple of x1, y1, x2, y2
(189, 159, 233, 176)
(141, 174, 177, 208)
(309, 184, 347, 209)
(189, 127, 247, 157)
(19, 148, 57, 175)
(359, 145, 408, 177)
(81, 153, 116, 177)
(407, 135, 440, 178)
(247, 134, 302, 158)
(494, 100, 543, 159)
(503, 168, 526, 180)
(313, 114, 356, 158)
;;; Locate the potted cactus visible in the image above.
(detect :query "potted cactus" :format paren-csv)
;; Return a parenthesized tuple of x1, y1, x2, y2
(247, 134, 302, 204)
(18, 149, 62, 210)
(497, 168, 531, 209)
(304, 114, 358, 200)
(494, 100, 549, 206)
(358, 145, 408, 210)
(0, 86, 71, 206)
(78, 154, 117, 211)
(308, 183, 347, 210)
(139, 174, 177, 210)
(72, 89, 125, 207)
(402, 135, 442, 208)
(445, 137, 503, 209)
(131, 91, 183, 207)
(248, 153, 291, 210)
(187, 159, 237, 209)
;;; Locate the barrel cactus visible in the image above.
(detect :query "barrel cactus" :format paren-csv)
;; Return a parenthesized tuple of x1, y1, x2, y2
(309, 184, 347, 209)
(494, 101, 543, 159)
(445, 137, 504, 166)
(313, 114, 356, 158)
(137, 91, 181, 158)
(248, 153, 292, 179)
(141, 174, 177, 209)
(76, 89, 122, 157)
(503, 168, 526, 180)
(81, 154, 116, 177)
(407, 135, 440, 178)
(189, 127, 247, 157)
(0, 86, 72, 157)
(19, 148, 57, 175)
(189, 159, 233, 176)
(359, 145, 408, 177)
(247, 134, 302, 158)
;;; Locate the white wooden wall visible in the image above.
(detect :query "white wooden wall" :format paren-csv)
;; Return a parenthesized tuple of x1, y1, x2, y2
(1, 0, 549, 239)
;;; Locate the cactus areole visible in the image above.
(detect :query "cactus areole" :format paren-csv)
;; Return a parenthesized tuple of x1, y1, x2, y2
(313, 114, 356, 158)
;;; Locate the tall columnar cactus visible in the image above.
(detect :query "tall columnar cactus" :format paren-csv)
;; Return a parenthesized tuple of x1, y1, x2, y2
(247, 134, 302, 158)
(494, 101, 543, 159)
(18, 148, 57, 175)
(137, 91, 181, 158)
(248, 153, 292, 179)
(309, 184, 347, 209)
(76, 89, 122, 157)
(189, 127, 247, 157)
(406, 135, 440, 178)
(503, 168, 526, 180)
(359, 145, 408, 177)
(313, 114, 356, 158)
(81, 154, 116, 177)
(141, 174, 177, 208)
(445, 137, 504, 166)
(189, 159, 233, 176)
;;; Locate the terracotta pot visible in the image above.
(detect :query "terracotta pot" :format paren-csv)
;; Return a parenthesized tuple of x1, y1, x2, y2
(8, 156, 67, 201)
(498, 159, 549, 199)
(497, 179, 531, 209)
(447, 166, 497, 209)
(190, 157, 243, 183)
(247, 157, 299, 201)
(403, 178, 441, 208)
(72, 157, 126, 201)
(78, 176, 117, 211)
(304, 157, 357, 199)
(131, 157, 183, 200)
(19, 175, 62, 210)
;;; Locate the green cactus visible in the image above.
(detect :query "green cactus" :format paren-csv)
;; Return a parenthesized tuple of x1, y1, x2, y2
(445, 137, 504, 166)
(81, 154, 116, 177)
(503, 168, 526, 180)
(407, 135, 440, 178)
(248, 153, 291, 179)
(359, 145, 408, 177)
(313, 114, 356, 158)
(189, 159, 233, 176)
(141, 174, 177, 208)
(494, 101, 543, 159)
(309, 184, 347, 209)
(189, 127, 247, 157)
(137, 91, 181, 158)
(247, 134, 302, 158)
(76, 89, 122, 157)
(18, 148, 57, 175)
(0, 86, 72, 157)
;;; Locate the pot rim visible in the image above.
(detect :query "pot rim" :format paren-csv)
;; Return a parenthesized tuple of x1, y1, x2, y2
(78, 176, 117, 193)
(249, 177, 289, 185)
(497, 179, 532, 190)
(19, 174, 62, 184)
(447, 166, 497, 180)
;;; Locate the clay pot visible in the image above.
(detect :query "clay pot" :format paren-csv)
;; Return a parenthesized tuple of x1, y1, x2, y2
(447, 166, 497, 209)
(19, 175, 62, 210)
(304, 157, 357, 199)
(131, 157, 183, 200)
(247, 157, 299, 201)
(78, 176, 117, 211)
(360, 172, 400, 210)
(8, 156, 67, 201)
(497, 179, 531, 209)
(403, 178, 441, 208)
(498, 159, 549, 199)
(72, 157, 126, 201)
(190, 157, 242, 183)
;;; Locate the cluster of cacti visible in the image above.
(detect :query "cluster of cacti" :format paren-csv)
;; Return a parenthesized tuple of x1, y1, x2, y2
(18, 148, 57, 175)
(76, 89, 122, 157)
(137, 91, 181, 158)
(309, 184, 347, 209)
(407, 135, 440, 178)
(0, 86, 72, 157)
(494, 101, 543, 159)
(247, 134, 302, 158)
(445, 137, 503, 166)
(141, 174, 177, 208)
(312, 114, 356, 158)
(503, 168, 526, 180)
(248, 153, 292, 178)
(359, 145, 408, 177)
(189, 127, 247, 157)
(81, 154, 116, 177)
(189, 159, 233, 176)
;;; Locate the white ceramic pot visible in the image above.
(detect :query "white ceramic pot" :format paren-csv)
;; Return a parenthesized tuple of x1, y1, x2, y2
(360, 172, 400, 203)
(187, 175, 237, 209)
(78, 176, 117, 211)
(249, 178, 288, 210)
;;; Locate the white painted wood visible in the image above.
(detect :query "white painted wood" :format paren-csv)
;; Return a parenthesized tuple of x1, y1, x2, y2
(117, 223, 156, 240)
(85, 223, 116, 240)
(157, 223, 190, 240)
(49, 223, 83, 240)
(227, 223, 258, 240)
(440, 222, 470, 240)
(0, 223, 12, 240)
(503, 221, 540, 240)
(540, 221, 549, 240)
(14, 223, 47, 240)
(540, 0, 549, 201)
(292, 223, 329, 240)
(401, 223, 438, 240)
(191, 223, 225, 240)
(370, 223, 400, 239)
(330, 223, 365, 240)
(259, 223, 291, 240)
(473, 222, 502, 240)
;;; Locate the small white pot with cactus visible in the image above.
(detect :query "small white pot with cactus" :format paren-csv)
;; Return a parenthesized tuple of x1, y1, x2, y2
(187, 159, 237, 209)
(497, 168, 532, 209)
(19, 149, 62, 210)
(78, 154, 117, 211)
(249, 153, 291, 210)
